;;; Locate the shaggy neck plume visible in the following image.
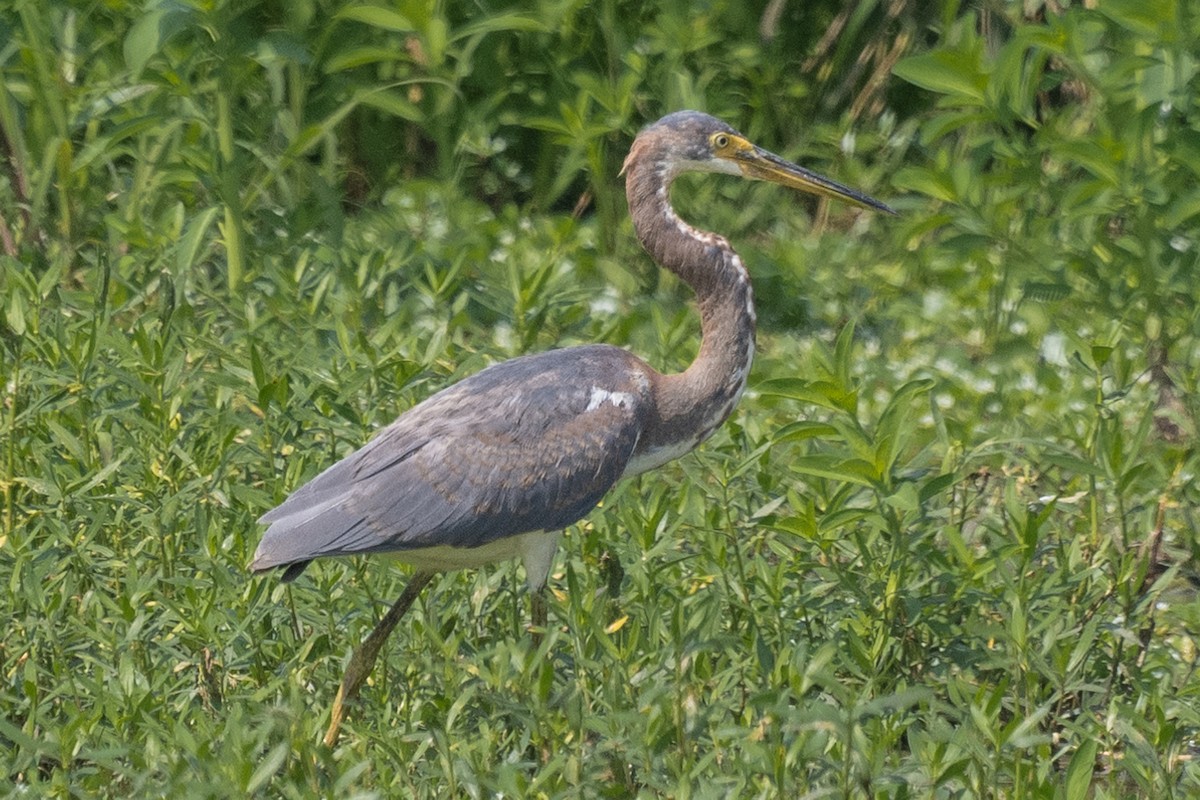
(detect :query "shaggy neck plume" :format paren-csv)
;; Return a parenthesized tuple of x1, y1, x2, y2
(623, 152, 757, 461)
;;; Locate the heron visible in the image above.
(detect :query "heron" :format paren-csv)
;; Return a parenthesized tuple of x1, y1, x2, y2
(252, 110, 894, 746)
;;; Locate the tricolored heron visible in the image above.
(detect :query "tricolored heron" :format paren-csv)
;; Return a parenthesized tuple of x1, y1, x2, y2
(252, 111, 894, 746)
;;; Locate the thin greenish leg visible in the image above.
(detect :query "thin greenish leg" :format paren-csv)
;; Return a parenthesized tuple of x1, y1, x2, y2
(323, 570, 435, 748)
(530, 586, 547, 647)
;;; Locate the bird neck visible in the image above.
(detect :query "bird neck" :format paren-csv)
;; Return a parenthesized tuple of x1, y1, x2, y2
(626, 164, 757, 454)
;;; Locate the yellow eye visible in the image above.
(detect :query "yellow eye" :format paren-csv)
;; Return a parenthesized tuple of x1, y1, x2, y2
(713, 133, 730, 149)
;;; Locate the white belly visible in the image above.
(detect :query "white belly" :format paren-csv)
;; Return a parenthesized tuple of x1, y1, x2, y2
(388, 529, 562, 590)
(621, 437, 704, 477)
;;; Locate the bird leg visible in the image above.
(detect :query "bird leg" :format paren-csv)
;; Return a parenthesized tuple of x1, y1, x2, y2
(323, 570, 435, 748)
(530, 586, 547, 646)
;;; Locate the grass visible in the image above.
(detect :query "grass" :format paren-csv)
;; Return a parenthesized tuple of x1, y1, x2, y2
(4, 176, 1198, 798)
(3, 1, 1200, 797)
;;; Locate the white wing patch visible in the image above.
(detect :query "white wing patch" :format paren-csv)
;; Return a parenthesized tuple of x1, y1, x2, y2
(586, 386, 634, 412)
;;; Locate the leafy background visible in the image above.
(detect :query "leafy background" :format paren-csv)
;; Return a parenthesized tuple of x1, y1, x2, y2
(2, 0, 1198, 797)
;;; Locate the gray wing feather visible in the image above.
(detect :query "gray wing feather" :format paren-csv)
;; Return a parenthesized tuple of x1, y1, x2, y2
(251, 345, 649, 573)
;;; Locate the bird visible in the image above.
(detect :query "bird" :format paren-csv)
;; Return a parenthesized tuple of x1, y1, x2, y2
(251, 110, 894, 746)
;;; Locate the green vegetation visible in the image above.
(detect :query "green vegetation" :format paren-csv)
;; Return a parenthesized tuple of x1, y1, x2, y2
(3, 1, 1198, 797)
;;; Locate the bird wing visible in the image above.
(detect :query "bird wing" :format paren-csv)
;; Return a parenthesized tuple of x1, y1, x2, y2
(251, 346, 650, 573)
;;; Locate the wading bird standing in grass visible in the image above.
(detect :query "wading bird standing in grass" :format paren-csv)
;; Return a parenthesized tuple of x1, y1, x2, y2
(252, 111, 894, 746)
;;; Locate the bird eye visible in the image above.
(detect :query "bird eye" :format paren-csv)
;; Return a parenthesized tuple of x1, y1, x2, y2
(713, 134, 730, 149)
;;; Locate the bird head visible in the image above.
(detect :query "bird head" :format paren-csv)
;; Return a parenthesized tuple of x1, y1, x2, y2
(623, 111, 895, 215)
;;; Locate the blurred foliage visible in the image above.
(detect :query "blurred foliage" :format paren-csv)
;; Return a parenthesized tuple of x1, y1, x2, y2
(0, 0, 925, 284)
(2, 0, 1199, 797)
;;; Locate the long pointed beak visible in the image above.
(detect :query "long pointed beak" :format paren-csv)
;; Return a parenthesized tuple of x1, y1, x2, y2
(733, 145, 896, 215)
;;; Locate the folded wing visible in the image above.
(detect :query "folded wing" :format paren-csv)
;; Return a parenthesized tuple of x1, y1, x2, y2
(251, 345, 650, 578)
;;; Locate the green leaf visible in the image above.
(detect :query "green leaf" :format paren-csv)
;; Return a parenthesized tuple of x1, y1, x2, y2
(858, 687, 934, 717)
(15, 475, 60, 502)
(884, 482, 920, 512)
(324, 46, 407, 72)
(249, 343, 266, 394)
(69, 454, 127, 496)
(917, 472, 959, 503)
(789, 455, 880, 487)
(451, 13, 549, 41)
(818, 507, 878, 534)
(773, 515, 817, 538)
(754, 630, 775, 675)
(335, 5, 414, 32)
(123, 7, 190, 74)
(425, 17, 448, 67)
(1090, 345, 1114, 369)
(771, 420, 840, 444)
(833, 321, 856, 389)
(1097, 0, 1172, 36)
(758, 378, 857, 415)
(177, 207, 220, 275)
(893, 49, 987, 103)
(123, 10, 165, 74)
(246, 743, 289, 794)
(920, 109, 992, 142)
(1040, 451, 1105, 477)
(288, 102, 360, 158)
(356, 87, 424, 122)
(892, 166, 958, 203)
(6, 289, 26, 336)
(1053, 140, 1120, 186)
(1064, 739, 1098, 800)
(874, 378, 935, 474)
(1160, 186, 1200, 228)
